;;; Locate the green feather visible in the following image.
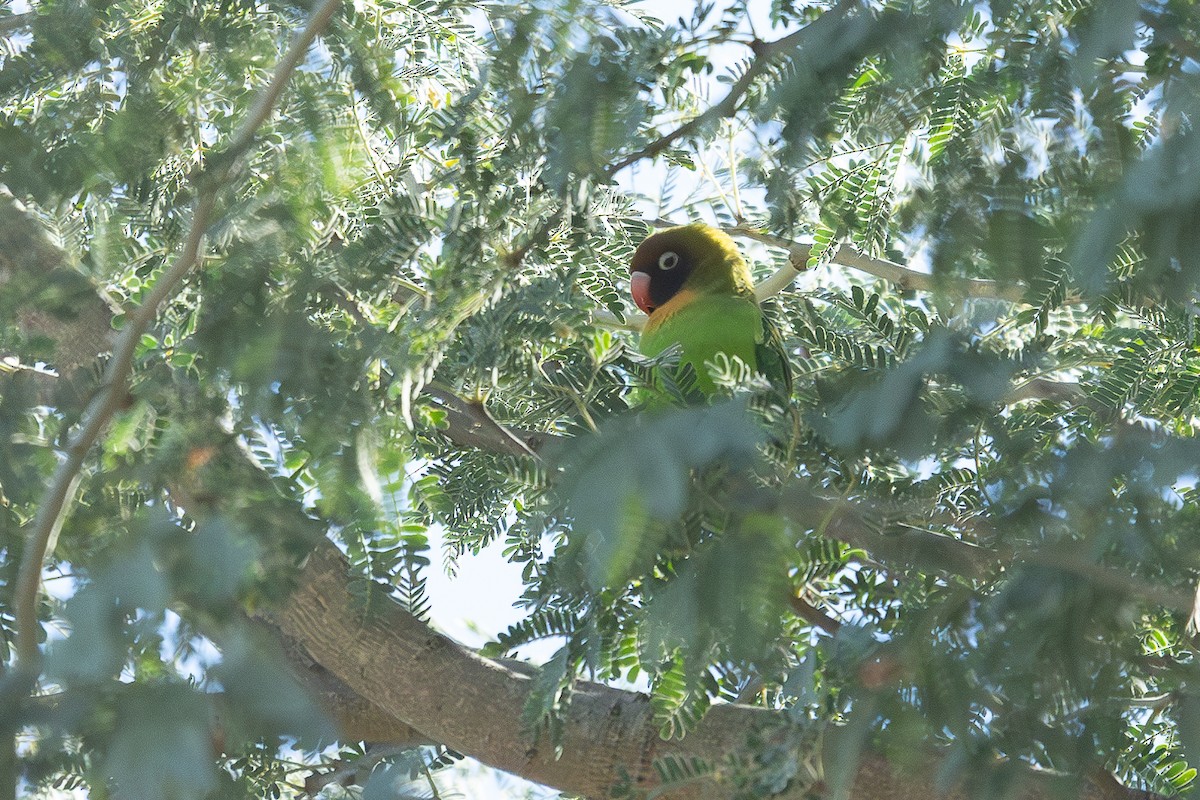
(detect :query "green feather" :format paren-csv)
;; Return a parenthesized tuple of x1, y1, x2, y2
(754, 307, 793, 399)
(640, 293, 765, 394)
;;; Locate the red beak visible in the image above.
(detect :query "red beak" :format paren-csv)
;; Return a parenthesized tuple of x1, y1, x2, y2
(631, 271, 654, 314)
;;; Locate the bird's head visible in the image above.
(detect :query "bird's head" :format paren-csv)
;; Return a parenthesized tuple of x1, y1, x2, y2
(629, 223, 754, 315)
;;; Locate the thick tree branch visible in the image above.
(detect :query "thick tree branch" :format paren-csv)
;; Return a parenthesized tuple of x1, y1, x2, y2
(270, 540, 703, 797)
(0, 187, 116, 376)
(269, 627, 430, 747)
(269, 542, 737, 794)
(271, 537, 1161, 800)
(1, 95, 1171, 800)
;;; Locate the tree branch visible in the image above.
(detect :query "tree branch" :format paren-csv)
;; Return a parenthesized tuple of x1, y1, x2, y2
(592, 220, 1032, 335)
(269, 539, 716, 797)
(789, 593, 843, 635)
(13, 190, 216, 673)
(3, 194, 1167, 799)
(301, 744, 416, 795)
(12, 0, 344, 680)
(753, 238, 812, 302)
(422, 386, 558, 458)
(1139, 9, 1200, 64)
(0, 79, 1173, 800)
(0, 12, 33, 36)
(271, 536, 1162, 800)
(269, 625, 430, 747)
(732, 225, 1029, 304)
(1006, 377, 1086, 405)
(785, 489, 1195, 614)
(264, 539, 1111, 799)
(0, 187, 116, 376)
(604, 0, 865, 177)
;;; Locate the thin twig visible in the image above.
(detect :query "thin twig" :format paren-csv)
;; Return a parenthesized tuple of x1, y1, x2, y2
(734, 226, 1028, 303)
(1005, 378, 1085, 405)
(590, 218, 1024, 335)
(785, 489, 1195, 615)
(13, 193, 216, 672)
(655, 217, 1027, 302)
(590, 308, 643, 332)
(1139, 9, 1200, 64)
(604, 0, 864, 177)
(12, 0, 344, 679)
(834, 242, 1027, 302)
(1022, 548, 1193, 613)
(303, 744, 413, 794)
(224, 0, 343, 160)
(751, 237, 812, 302)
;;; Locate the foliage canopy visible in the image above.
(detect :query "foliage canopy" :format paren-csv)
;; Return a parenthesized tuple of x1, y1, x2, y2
(5, 0, 1200, 797)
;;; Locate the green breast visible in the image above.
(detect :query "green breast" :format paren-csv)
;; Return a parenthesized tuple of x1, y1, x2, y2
(639, 293, 763, 393)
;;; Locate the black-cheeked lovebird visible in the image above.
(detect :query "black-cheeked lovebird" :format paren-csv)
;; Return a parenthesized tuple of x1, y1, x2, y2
(630, 223, 791, 397)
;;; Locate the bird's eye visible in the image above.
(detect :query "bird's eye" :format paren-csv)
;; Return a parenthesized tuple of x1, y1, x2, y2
(658, 251, 680, 271)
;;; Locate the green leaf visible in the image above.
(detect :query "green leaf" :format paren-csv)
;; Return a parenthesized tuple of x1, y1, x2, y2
(103, 684, 218, 800)
(172, 516, 261, 608)
(212, 623, 337, 748)
(556, 401, 763, 588)
(47, 539, 169, 684)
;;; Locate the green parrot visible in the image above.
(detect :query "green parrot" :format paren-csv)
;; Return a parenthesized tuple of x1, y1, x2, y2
(629, 222, 791, 396)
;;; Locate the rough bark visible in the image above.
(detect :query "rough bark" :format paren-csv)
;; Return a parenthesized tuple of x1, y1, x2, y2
(0, 189, 114, 371)
(270, 626, 431, 747)
(0, 186, 114, 413)
(266, 539, 1165, 800)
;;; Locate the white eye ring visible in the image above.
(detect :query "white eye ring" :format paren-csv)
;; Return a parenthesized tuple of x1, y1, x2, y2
(658, 251, 680, 270)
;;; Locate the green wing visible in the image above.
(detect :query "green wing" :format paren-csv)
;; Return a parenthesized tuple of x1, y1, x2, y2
(640, 294, 791, 396)
(640, 294, 762, 393)
(754, 303, 800, 466)
(754, 304, 793, 399)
